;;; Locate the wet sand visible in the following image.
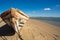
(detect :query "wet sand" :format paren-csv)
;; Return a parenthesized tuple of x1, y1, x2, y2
(0, 19, 60, 40)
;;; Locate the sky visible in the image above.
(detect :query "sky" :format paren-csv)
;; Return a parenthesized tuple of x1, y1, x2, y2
(0, 0, 60, 17)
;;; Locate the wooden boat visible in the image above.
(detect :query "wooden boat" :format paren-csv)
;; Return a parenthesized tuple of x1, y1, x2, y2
(0, 8, 29, 34)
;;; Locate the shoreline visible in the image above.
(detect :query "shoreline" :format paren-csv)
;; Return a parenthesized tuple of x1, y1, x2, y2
(31, 19, 60, 27)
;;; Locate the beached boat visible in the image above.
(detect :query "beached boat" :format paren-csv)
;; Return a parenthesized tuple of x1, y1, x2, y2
(0, 8, 29, 40)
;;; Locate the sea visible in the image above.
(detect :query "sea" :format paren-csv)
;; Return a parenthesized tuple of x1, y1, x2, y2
(30, 17, 60, 27)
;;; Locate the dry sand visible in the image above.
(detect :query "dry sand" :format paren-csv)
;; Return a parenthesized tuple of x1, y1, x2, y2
(0, 18, 60, 40)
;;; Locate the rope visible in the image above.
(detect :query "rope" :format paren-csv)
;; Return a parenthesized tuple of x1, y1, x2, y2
(16, 26, 23, 40)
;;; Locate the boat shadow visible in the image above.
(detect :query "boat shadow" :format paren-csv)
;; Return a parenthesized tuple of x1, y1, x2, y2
(0, 24, 15, 36)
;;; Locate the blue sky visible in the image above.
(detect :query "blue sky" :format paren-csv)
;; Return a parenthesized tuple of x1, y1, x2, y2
(0, 0, 60, 17)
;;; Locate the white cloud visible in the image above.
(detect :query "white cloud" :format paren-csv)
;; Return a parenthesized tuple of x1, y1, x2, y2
(44, 8, 51, 11)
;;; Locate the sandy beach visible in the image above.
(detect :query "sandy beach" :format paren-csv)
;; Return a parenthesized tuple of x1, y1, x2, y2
(0, 18, 60, 40)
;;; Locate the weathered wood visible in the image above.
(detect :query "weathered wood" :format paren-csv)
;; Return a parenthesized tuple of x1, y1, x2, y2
(0, 8, 29, 40)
